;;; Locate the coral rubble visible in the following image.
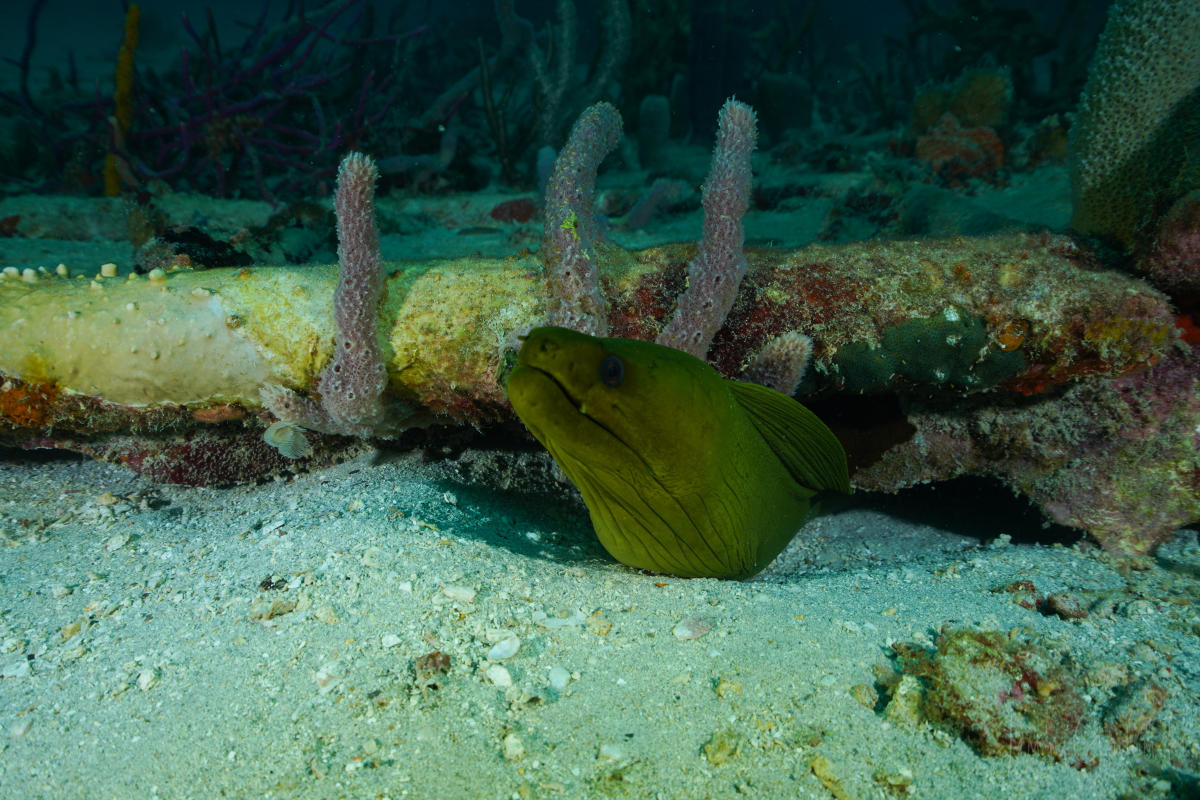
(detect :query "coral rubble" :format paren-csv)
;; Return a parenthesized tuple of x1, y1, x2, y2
(890, 627, 1087, 759)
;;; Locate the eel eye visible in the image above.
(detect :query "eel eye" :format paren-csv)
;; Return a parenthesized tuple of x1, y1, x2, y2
(599, 354, 625, 387)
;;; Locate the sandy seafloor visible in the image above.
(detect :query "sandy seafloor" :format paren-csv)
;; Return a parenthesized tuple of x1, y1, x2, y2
(0, 443, 1197, 800)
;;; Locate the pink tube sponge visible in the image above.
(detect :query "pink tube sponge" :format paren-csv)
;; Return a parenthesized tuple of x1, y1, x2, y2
(260, 152, 394, 444)
(657, 98, 758, 358)
(542, 102, 623, 337)
(318, 152, 389, 432)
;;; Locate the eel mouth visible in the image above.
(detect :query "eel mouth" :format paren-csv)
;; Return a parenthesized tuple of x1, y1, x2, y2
(536, 365, 584, 412)
(508, 364, 634, 460)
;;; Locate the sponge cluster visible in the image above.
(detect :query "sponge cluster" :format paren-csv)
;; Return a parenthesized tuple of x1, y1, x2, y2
(1068, 0, 1200, 250)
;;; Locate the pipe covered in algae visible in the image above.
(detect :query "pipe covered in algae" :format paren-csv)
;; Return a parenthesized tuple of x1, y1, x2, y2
(0, 253, 543, 427)
(0, 232, 1179, 436)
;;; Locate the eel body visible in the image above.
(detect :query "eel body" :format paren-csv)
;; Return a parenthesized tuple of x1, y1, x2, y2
(506, 326, 849, 579)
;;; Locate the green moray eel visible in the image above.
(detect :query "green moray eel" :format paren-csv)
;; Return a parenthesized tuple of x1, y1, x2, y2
(505, 326, 850, 579)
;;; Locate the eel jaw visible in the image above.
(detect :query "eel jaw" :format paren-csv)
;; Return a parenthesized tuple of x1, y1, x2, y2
(507, 364, 641, 471)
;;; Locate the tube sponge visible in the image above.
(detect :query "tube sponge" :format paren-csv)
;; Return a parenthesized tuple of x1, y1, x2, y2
(317, 152, 389, 432)
(657, 98, 758, 358)
(259, 152, 393, 443)
(542, 102, 623, 337)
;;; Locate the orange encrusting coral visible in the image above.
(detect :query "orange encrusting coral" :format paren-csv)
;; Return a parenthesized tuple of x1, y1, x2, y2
(0, 378, 60, 429)
(994, 319, 1030, 352)
(1176, 313, 1200, 345)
